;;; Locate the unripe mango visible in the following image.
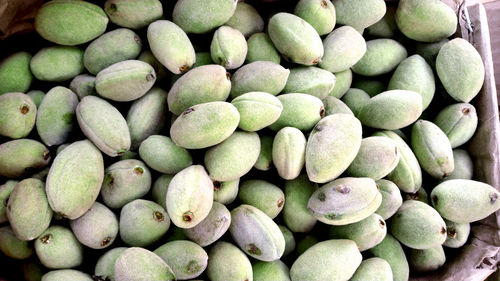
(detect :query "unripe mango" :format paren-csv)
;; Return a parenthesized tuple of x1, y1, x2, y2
(184, 202, 231, 247)
(352, 39, 407, 76)
(272, 127, 306, 180)
(0, 139, 50, 178)
(104, 0, 163, 29)
(206, 242, 253, 281)
(319, 26, 367, 73)
(114, 247, 176, 281)
(0, 92, 36, 139)
(0, 52, 32, 94)
(172, 0, 237, 34)
(238, 180, 284, 219)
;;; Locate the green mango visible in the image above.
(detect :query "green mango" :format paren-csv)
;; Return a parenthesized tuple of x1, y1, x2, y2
(294, 0, 336, 36)
(104, 0, 163, 29)
(35, 0, 108, 45)
(0, 139, 50, 178)
(151, 174, 173, 210)
(431, 179, 500, 223)
(213, 179, 240, 205)
(395, 0, 457, 42)
(283, 174, 318, 233)
(70, 202, 118, 249)
(36, 86, 78, 146)
(253, 260, 290, 281)
(278, 225, 296, 257)
(246, 33, 281, 64)
(0, 92, 36, 139)
(238, 180, 284, 219)
(319, 26, 367, 73)
(283, 66, 336, 100)
(0, 226, 33, 259)
(352, 79, 386, 97)
(206, 242, 253, 281)
(172, 0, 237, 34)
(329, 213, 387, 251)
(0, 180, 17, 223)
(230, 204, 285, 261)
(329, 69, 352, 98)
(323, 96, 354, 116)
(305, 114, 362, 183)
(42, 270, 93, 281)
(35, 226, 83, 269)
(333, 0, 386, 30)
(139, 135, 192, 174)
(114, 247, 176, 281)
(368, 234, 409, 281)
(352, 39, 407, 76)
(341, 88, 371, 116)
(272, 127, 306, 180)
(411, 120, 454, 179)
(268, 12, 324, 65)
(0, 52, 32, 94)
(210, 26, 248, 70)
(7, 178, 52, 241)
(254, 134, 274, 171)
(30, 46, 84, 81)
(27, 90, 45, 107)
(230, 61, 289, 98)
(94, 247, 127, 281)
(290, 239, 362, 281)
(225, 2, 264, 37)
(366, 6, 397, 38)
(166, 165, 214, 228)
(154, 240, 208, 280)
(69, 74, 96, 99)
(269, 93, 324, 132)
(184, 202, 231, 247)
(408, 245, 446, 272)
(351, 257, 393, 281)
(148, 20, 196, 74)
(375, 179, 403, 220)
(443, 219, 470, 248)
(46, 140, 104, 219)
(308, 177, 382, 225)
(231, 92, 283, 132)
(443, 149, 474, 181)
(390, 200, 447, 249)
(434, 103, 478, 148)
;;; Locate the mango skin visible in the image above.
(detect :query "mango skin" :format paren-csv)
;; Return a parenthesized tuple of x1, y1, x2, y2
(114, 247, 176, 281)
(388, 54, 436, 110)
(69, 74, 96, 99)
(295, 235, 319, 256)
(84, 28, 142, 75)
(268, 12, 324, 66)
(415, 39, 449, 68)
(152, 174, 173, 210)
(350, 257, 393, 281)
(139, 135, 192, 174)
(341, 88, 371, 116)
(7, 179, 52, 241)
(36, 86, 78, 146)
(279, 225, 296, 257)
(283, 66, 336, 100)
(230, 61, 290, 98)
(213, 179, 240, 205)
(104, 0, 163, 29)
(76, 96, 131, 157)
(395, 0, 457, 42)
(411, 120, 454, 179)
(347, 136, 400, 180)
(443, 219, 470, 248)
(333, 0, 386, 30)
(290, 239, 362, 281)
(154, 240, 208, 280)
(272, 127, 306, 180)
(230, 204, 285, 262)
(329, 213, 387, 251)
(206, 242, 253, 281)
(42, 270, 93, 281)
(269, 93, 324, 132)
(183, 202, 231, 247)
(205, 131, 260, 182)
(30, 46, 84, 82)
(46, 140, 104, 219)
(305, 114, 362, 183)
(255, 134, 273, 171)
(231, 92, 283, 132)
(0, 52, 32, 94)
(138, 50, 169, 81)
(254, 260, 290, 281)
(352, 39, 407, 76)
(308, 177, 382, 225)
(329, 69, 352, 98)
(373, 130, 423, 193)
(358, 90, 423, 130)
(431, 179, 500, 223)
(0, 180, 17, 224)
(35, 0, 108, 46)
(294, 0, 336, 36)
(443, 149, 473, 181)
(238, 180, 285, 219)
(127, 87, 168, 150)
(366, 6, 397, 38)
(246, 33, 281, 64)
(436, 38, 485, 103)
(95, 60, 156, 102)
(148, 20, 196, 74)
(0, 92, 37, 139)
(170, 102, 240, 149)
(368, 234, 409, 281)
(69, 202, 118, 249)
(0, 139, 50, 178)
(166, 165, 214, 228)
(210, 26, 247, 70)
(225, 2, 265, 38)
(168, 65, 231, 116)
(172, 0, 237, 34)
(409, 245, 446, 273)
(319, 26, 367, 73)
(27, 90, 45, 107)
(283, 174, 318, 233)
(434, 103, 478, 148)
(352, 79, 386, 97)
(34, 226, 84, 269)
(375, 179, 403, 220)
(94, 247, 127, 281)
(0, 226, 33, 260)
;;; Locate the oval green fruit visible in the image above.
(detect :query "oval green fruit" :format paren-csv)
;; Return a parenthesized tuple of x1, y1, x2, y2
(184, 201, 231, 247)
(434, 103, 478, 148)
(319, 26, 367, 73)
(283, 174, 318, 233)
(368, 234, 409, 281)
(0, 52, 32, 94)
(333, 0, 386, 30)
(352, 39, 407, 76)
(253, 260, 290, 281)
(0, 180, 17, 224)
(225, 2, 264, 38)
(42, 270, 93, 281)
(0, 92, 36, 139)
(231, 91, 283, 132)
(375, 179, 403, 220)
(238, 180, 284, 219)
(94, 247, 127, 281)
(283, 66, 336, 100)
(443, 219, 470, 248)
(329, 213, 387, 251)
(104, 0, 163, 29)
(69, 202, 118, 249)
(269, 93, 324, 132)
(246, 33, 281, 64)
(154, 240, 208, 280)
(139, 135, 192, 174)
(272, 127, 306, 180)
(172, 0, 237, 34)
(206, 242, 253, 281)
(210, 26, 247, 70)
(408, 245, 446, 273)
(30, 46, 84, 82)
(230, 61, 290, 98)
(329, 69, 352, 98)
(0, 226, 33, 260)
(69, 74, 96, 100)
(114, 247, 176, 281)
(350, 257, 393, 281)
(294, 0, 336, 36)
(35, 226, 83, 269)
(0, 139, 50, 178)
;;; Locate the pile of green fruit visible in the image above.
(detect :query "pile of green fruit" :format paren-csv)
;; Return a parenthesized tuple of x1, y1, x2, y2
(0, 0, 496, 280)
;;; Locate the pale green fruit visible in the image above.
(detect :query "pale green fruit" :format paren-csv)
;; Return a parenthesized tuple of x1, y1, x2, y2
(114, 247, 176, 281)
(184, 202, 231, 247)
(154, 240, 208, 280)
(206, 242, 253, 281)
(69, 202, 118, 249)
(35, 226, 84, 269)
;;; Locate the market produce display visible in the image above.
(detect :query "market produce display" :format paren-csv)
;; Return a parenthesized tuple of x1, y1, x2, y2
(0, 0, 496, 280)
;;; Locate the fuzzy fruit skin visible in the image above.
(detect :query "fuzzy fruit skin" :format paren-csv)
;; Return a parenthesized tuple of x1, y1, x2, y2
(0, 180, 17, 224)
(368, 234, 409, 281)
(290, 239, 362, 281)
(283, 174, 318, 233)
(154, 240, 208, 280)
(283, 66, 336, 100)
(294, 0, 336, 36)
(431, 179, 500, 223)
(0, 139, 50, 179)
(279, 225, 296, 257)
(329, 69, 352, 98)
(139, 135, 192, 174)
(69, 202, 118, 249)
(319, 26, 366, 73)
(206, 242, 253, 281)
(231, 92, 283, 132)
(30, 46, 84, 82)
(104, 0, 163, 29)
(434, 103, 478, 148)
(333, 0, 386, 30)
(352, 39, 407, 76)
(183, 202, 231, 247)
(0, 52, 33, 94)
(225, 2, 265, 38)
(246, 33, 281, 64)
(0, 92, 37, 139)
(408, 245, 446, 273)
(253, 260, 291, 281)
(70, 74, 96, 100)
(35, 226, 84, 269)
(41, 270, 93, 281)
(329, 213, 387, 251)
(350, 257, 393, 281)
(46, 140, 104, 219)
(94, 247, 127, 281)
(443, 219, 470, 248)
(375, 179, 403, 220)
(269, 93, 324, 132)
(172, 0, 237, 34)
(230, 61, 289, 98)
(442, 149, 474, 181)
(210, 26, 248, 70)
(0, 226, 33, 259)
(230, 204, 285, 262)
(238, 180, 285, 219)
(114, 247, 176, 281)
(272, 127, 306, 180)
